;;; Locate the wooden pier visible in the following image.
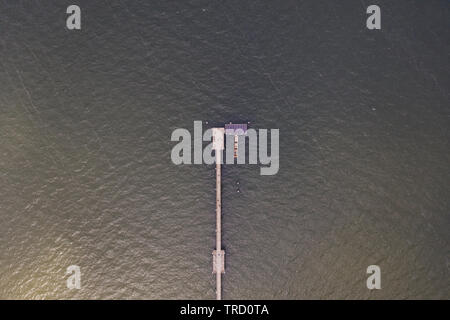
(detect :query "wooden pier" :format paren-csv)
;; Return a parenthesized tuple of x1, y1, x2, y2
(212, 128, 225, 300)
(210, 124, 247, 300)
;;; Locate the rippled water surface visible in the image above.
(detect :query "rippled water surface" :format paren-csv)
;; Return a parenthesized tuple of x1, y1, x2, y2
(0, 1, 449, 299)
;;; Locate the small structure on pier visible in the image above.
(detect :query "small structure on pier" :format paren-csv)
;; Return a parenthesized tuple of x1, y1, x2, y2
(212, 127, 225, 151)
(225, 123, 248, 158)
(212, 250, 225, 274)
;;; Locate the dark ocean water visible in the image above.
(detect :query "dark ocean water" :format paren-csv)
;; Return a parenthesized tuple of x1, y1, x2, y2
(0, 0, 449, 299)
